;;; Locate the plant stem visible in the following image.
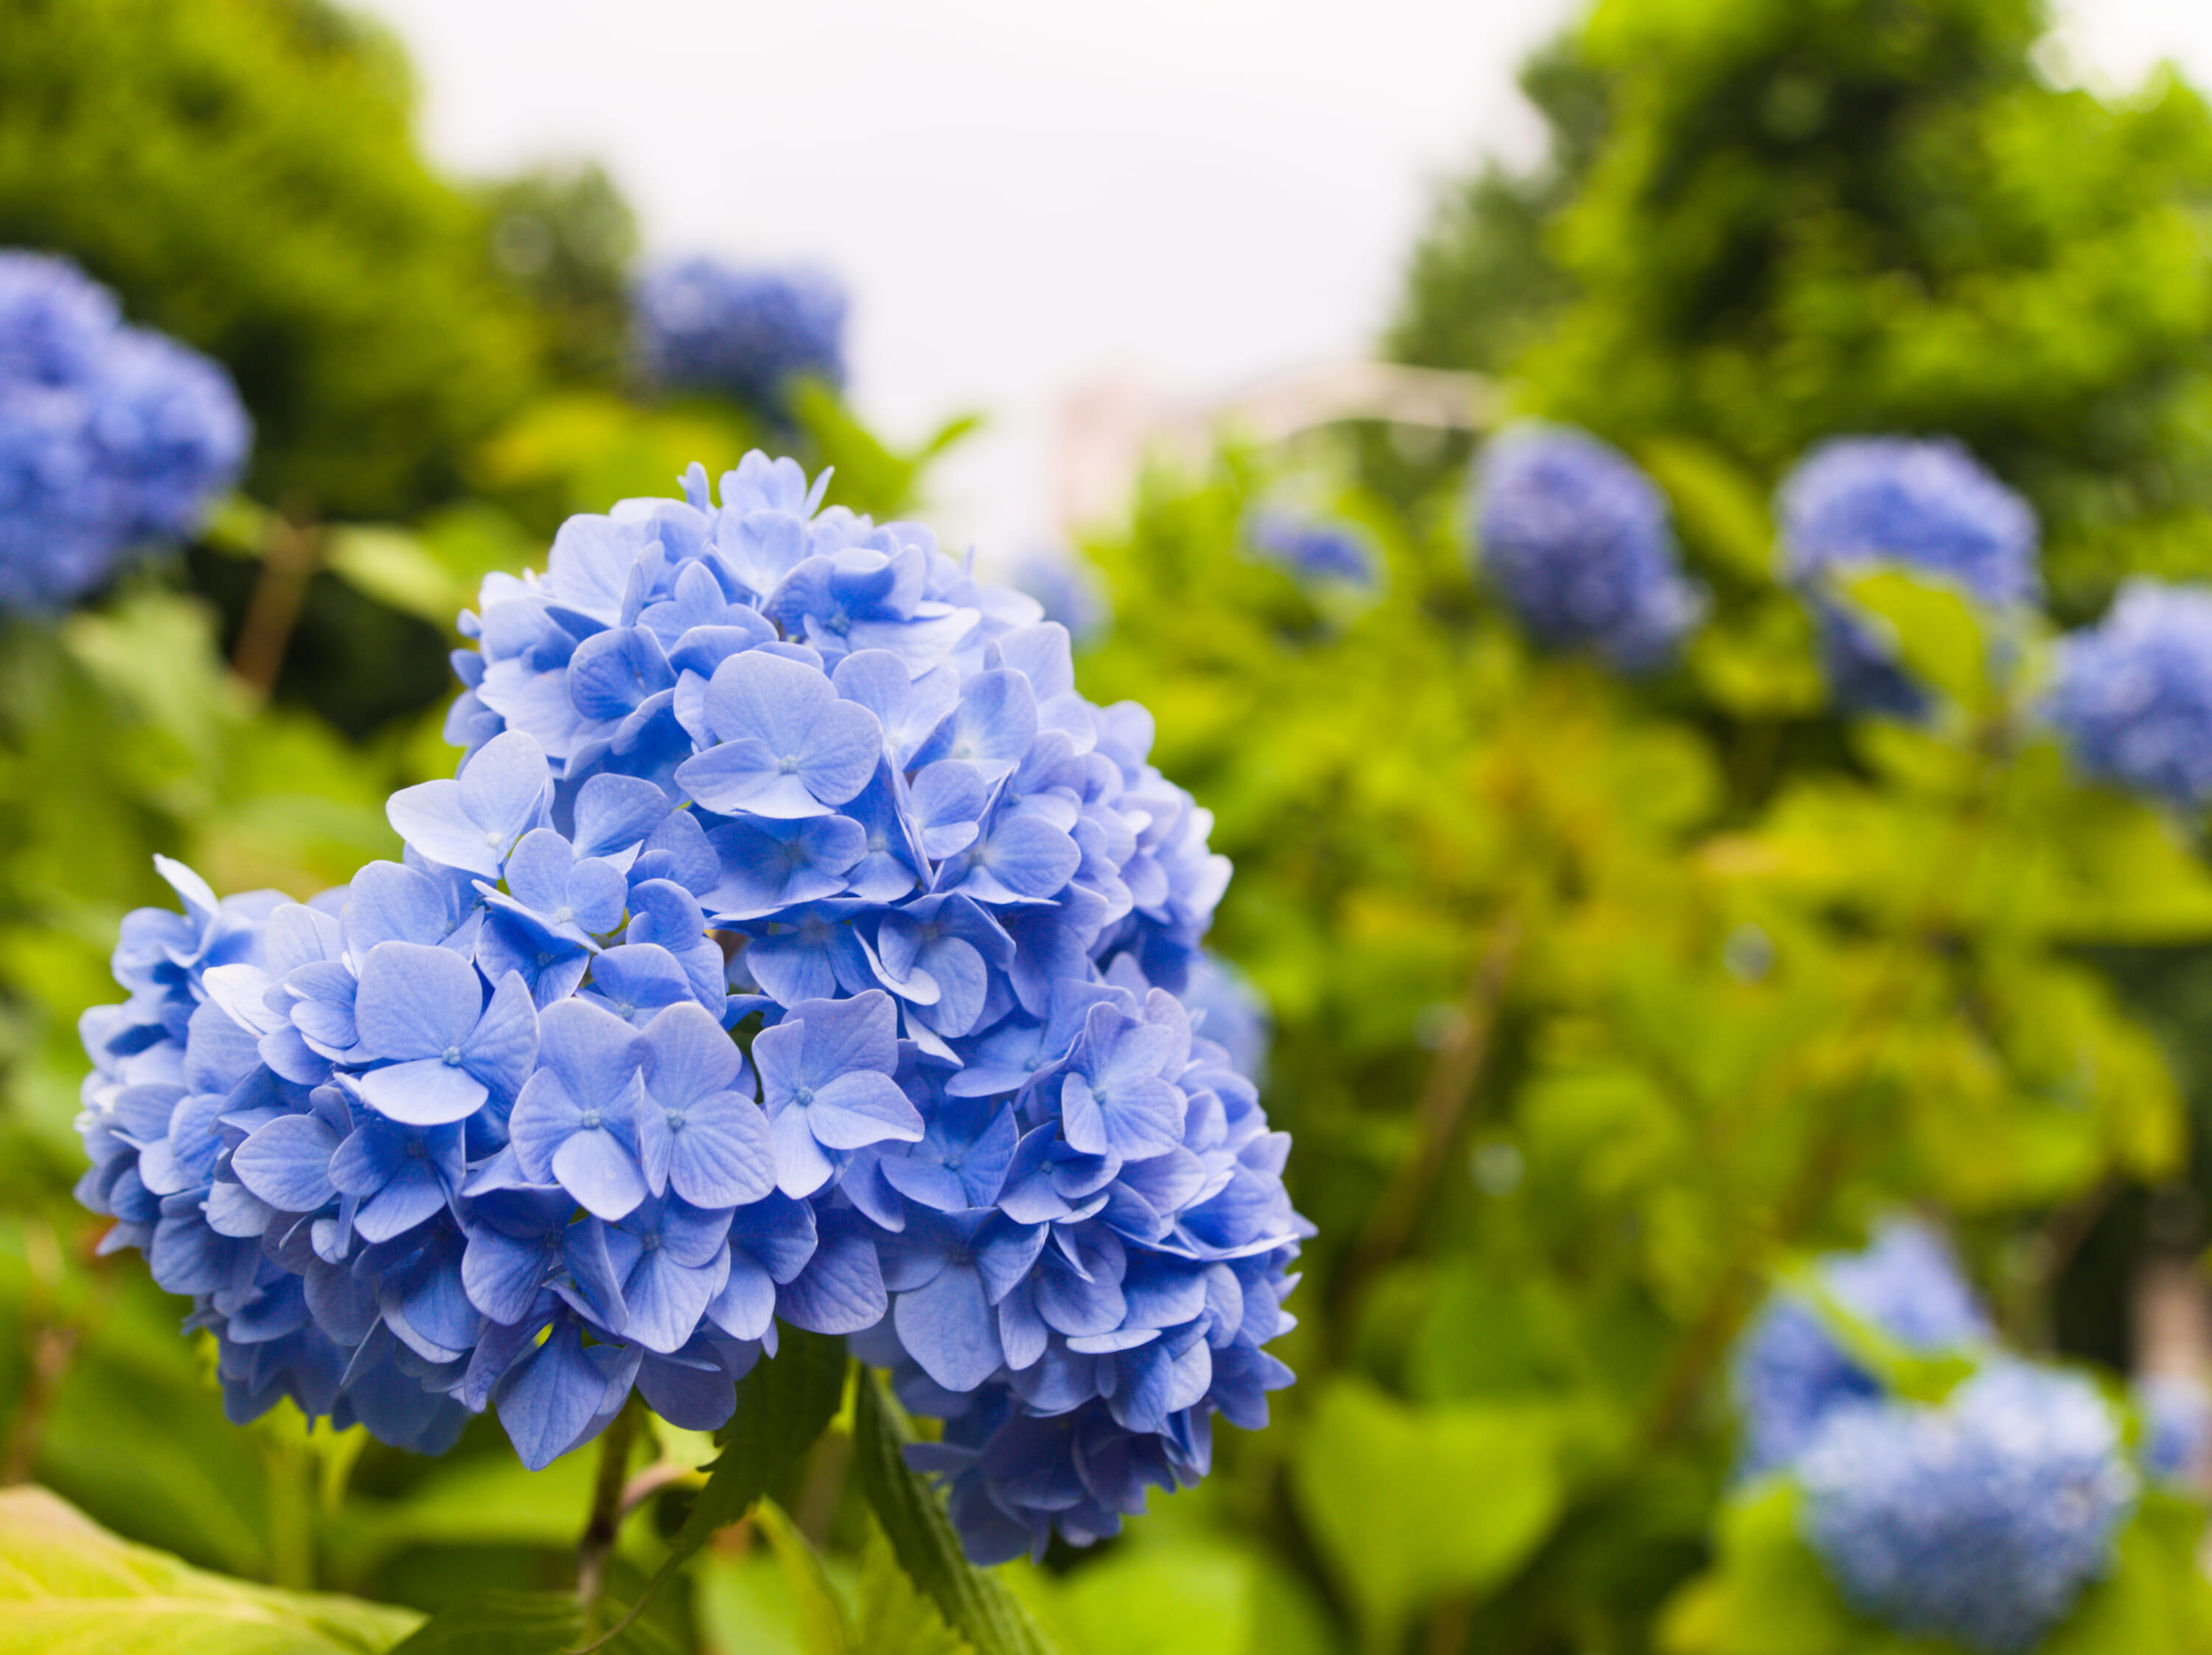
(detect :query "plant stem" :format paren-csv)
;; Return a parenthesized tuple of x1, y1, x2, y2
(232, 508, 319, 697)
(576, 1398, 642, 1631)
(1335, 909, 1523, 1319)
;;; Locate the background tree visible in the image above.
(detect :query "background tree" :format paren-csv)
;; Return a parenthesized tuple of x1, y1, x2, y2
(1388, 0, 2212, 613)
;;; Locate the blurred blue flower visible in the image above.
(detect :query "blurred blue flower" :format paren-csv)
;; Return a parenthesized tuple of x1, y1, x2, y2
(1733, 1217, 1991, 1475)
(1798, 1364, 2135, 1654)
(2135, 1373, 2212, 1485)
(1009, 549, 1107, 642)
(635, 257, 846, 411)
(0, 250, 248, 609)
(77, 452, 1302, 1551)
(1778, 436, 2039, 715)
(1474, 422, 1703, 671)
(1244, 507, 1380, 589)
(2048, 580, 2212, 808)
(1178, 953, 1270, 1085)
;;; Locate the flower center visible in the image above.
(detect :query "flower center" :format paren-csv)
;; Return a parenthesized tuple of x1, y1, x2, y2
(779, 753, 801, 774)
(664, 1109, 686, 1131)
(793, 1086, 815, 1108)
(580, 1108, 602, 1130)
(552, 905, 574, 925)
(442, 1046, 462, 1066)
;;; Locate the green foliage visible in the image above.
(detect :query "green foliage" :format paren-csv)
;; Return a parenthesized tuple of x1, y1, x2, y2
(381, 1592, 581, 1655)
(850, 1370, 1056, 1655)
(0, 1484, 422, 1655)
(1393, 0, 2212, 610)
(0, 0, 538, 520)
(1072, 428, 2212, 1649)
(663, 1330, 850, 1576)
(1292, 1381, 1576, 1651)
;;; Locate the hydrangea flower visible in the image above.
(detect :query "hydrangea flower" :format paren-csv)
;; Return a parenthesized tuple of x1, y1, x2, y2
(0, 251, 249, 609)
(1776, 437, 2039, 716)
(2135, 1373, 2212, 1485)
(1798, 1364, 2135, 1654)
(1733, 1218, 1990, 1474)
(1243, 507, 1380, 589)
(1007, 549, 1107, 644)
(1472, 422, 1703, 672)
(635, 258, 846, 412)
(2047, 580, 2212, 808)
(75, 454, 1303, 1563)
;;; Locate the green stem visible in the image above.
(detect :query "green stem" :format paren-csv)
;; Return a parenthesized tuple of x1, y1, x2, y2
(576, 1398, 642, 1631)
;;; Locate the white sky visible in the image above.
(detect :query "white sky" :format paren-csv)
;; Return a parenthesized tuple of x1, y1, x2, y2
(352, 0, 2212, 556)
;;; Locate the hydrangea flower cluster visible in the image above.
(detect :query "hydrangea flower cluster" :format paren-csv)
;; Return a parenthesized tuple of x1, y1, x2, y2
(75, 454, 1304, 1561)
(1776, 437, 2039, 717)
(1731, 1223, 2147, 1652)
(1472, 421, 1703, 673)
(1243, 507, 1380, 589)
(1798, 1366, 2135, 1654)
(2047, 580, 2212, 808)
(635, 258, 847, 412)
(0, 251, 249, 609)
(1732, 1218, 1990, 1474)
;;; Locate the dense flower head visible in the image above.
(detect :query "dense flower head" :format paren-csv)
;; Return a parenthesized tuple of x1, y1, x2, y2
(2047, 580, 2212, 808)
(1243, 507, 1380, 589)
(75, 454, 1302, 1561)
(1798, 1364, 2135, 1654)
(0, 251, 250, 609)
(1777, 437, 2039, 715)
(1733, 1218, 1990, 1475)
(1472, 422, 1703, 672)
(635, 258, 847, 412)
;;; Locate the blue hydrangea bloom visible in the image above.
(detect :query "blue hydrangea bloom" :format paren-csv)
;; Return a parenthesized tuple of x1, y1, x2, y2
(1798, 1364, 2135, 1654)
(0, 251, 249, 609)
(1472, 423, 1703, 672)
(635, 258, 846, 411)
(1243, 507, 1380, 589)
(1777, 437, 2039, 716)
(2047, 580, 2212, 808)
(1733, 1218, 1991, 1475)
(2135, 1373, 2212, 1485)
(1008, 550, 1107, 643)
(76, 454, 1302, 1562)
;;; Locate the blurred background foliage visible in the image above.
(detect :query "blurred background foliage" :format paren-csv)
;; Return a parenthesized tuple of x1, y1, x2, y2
(7, 0, 2212, 1651)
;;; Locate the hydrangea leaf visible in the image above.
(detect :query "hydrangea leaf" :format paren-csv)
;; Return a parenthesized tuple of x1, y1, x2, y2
(0, 1484, 422, 1655)
(661, 1326, 850, 1572)
(1289, 1381, 1568, 1651)
(380, 1591, 581, 1655)
(1837, 569, 1991, 712)
(751, 1499, 855, 1655)
(850, 1370, 1057, 1655)
(852, 1519, 975, 1655)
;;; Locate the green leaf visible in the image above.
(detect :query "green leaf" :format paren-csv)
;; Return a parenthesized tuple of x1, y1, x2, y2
(1637, 437, 1775, 583)
(1290, 1381, 1568, 1651)
(849, 1369, 1057, 1655)
(853, 1520, 975, 1655)
(321, 526, 468, 628)
(380, 1592, 582, 1655)
(664, 1328, 849, 1568)
(1837, 569, 1990, 708)
(752, 1500, 854, 1655)
(0, 1483, 422, 1655)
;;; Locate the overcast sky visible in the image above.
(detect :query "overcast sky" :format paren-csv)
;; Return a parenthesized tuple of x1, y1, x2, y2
(353, 0, 2212, 555)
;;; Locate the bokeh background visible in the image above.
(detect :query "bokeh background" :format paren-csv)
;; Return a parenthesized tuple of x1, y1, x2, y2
(13, 0, 2212, 1651)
